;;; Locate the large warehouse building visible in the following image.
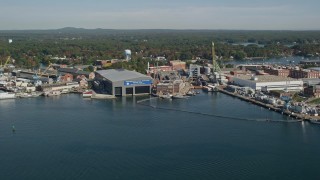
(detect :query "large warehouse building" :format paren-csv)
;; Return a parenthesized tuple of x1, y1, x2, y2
(93, 69, 153, 96)
(231, 75, 303, 92)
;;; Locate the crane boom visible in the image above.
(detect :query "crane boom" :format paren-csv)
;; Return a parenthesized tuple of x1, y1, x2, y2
(4, 56, 11, 66)
(0, 56, 11, 68)
(212, 42, 220, 73)
(40, 61, 52, 76)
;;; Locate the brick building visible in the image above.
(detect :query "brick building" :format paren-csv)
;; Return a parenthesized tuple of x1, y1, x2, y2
(290, 70, 320, 79)
(156, 80, 184, 95)
(264, 68, 320, 79)
(60, 73, 73, 82)
(170, 60, 186, 71)
(264, 68, 290, 77)
(149, 66, 173, 74)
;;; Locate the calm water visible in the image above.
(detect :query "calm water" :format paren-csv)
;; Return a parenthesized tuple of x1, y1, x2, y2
(1, 93, 320, 180)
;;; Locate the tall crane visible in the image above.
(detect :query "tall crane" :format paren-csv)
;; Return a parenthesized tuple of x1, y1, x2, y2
(39, 61, 53, 77)
(1, 39, 13, 72)
(0, 56, 12, 73)
(0, 56, 11, 68)
(210, 42, 225, 84)
(212, 42, 221, 73)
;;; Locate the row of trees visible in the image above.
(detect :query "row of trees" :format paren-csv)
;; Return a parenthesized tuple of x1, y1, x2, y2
(105, 58, 167, 74)
(0, 29, 320, 68)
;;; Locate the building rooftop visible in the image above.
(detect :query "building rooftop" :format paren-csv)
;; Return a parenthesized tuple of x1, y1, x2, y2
(300, 60, 320, 63)
(58, 68, 91, 76)
(58, 68, 78, 74)
(170, 60, 186, 64)
(96, 69, 151, 82)
(302, 78, 320, 85)
(234, 74, 299, 82)
(308, 67, 320, 71)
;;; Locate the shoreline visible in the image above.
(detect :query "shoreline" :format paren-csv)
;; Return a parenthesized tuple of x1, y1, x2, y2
(217, 86, 313, 122)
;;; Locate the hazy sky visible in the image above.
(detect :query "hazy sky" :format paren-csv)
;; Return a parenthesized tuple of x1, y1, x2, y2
(1, 0, 319, 30)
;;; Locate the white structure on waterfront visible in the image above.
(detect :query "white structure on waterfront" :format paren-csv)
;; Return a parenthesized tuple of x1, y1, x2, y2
(232, 75, 303, 92)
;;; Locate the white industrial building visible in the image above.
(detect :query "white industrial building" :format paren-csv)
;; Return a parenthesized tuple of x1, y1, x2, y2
(231, 75, 303, 92)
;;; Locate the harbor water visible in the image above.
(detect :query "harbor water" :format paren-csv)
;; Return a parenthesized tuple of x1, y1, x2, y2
(1, 92, 320, 180)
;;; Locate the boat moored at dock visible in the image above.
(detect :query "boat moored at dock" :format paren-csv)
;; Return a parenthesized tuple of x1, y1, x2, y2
(44, 90, 61, 97)
(202, 86, 213, 92)
(172, 94, 187, 99)
(82, 90, 93, 98)
(159, 94, 172, 99)
(0, 90, 16, 100)
(207, 84, 219, 92)
(186, 90, 196, 96)
(309, 119, 320, 125)
(18, 92, 42, 98)
(19, 93, 33, 98)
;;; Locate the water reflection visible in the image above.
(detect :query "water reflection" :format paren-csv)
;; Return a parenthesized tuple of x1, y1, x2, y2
(301, 121, 308, 142)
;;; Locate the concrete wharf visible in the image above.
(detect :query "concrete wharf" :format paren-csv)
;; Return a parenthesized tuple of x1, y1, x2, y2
(217, 86, 317, 122)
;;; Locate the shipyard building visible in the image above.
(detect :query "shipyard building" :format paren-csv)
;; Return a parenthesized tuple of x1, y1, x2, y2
(93, 69, 153, 96)
(231, 75, 303, 92)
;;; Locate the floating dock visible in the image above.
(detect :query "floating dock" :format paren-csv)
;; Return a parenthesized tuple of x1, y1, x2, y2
(91, 93, 116, 99)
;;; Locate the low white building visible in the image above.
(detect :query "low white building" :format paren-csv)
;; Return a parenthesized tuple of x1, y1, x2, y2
(232, 75, 303, 92)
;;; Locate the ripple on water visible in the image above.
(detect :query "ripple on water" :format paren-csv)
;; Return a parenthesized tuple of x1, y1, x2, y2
(1, 94, 320, 180)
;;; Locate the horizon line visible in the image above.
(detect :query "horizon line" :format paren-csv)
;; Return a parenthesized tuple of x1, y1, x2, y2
(0, 27, 320, 31)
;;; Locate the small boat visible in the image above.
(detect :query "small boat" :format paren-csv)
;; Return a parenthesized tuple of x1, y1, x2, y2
(19, 93, 33, 98)
(31, 92, 41, 97)
(82, 90, 93, 98)
(207, 84, 219, 92)
(61, 89, 70, 94)
(17, 92, 41, 98)
(0, 90, 15, 100)
(212, 87, 219, 92)
(309, 119, 320, 125)
(186, 91, 196, 96)
(202, 86, 213, 92)
(159, 94, 172, 99)
(172, 94, 187, 99)
(45, 90, 61, 97)
(151, 93, 159, 97)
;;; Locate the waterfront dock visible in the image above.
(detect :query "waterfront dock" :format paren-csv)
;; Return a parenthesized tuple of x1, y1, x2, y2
(217, 86, 316, 122)
(91, 93, 116, 99)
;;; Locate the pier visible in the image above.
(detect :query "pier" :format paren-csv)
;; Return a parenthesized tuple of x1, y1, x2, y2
(136, 96, 301, 123)
(91, 93, 116, 99)
(217, 86, 315, 122)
